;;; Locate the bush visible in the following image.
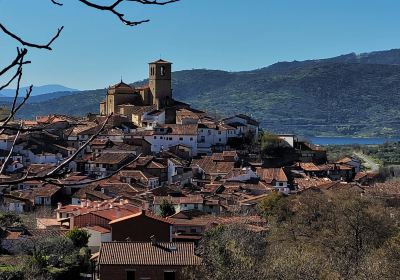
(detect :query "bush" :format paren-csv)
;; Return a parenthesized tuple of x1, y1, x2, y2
(66, 228, 90, 248)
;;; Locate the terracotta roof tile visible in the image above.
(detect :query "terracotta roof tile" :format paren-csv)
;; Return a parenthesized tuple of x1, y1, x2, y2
(98, 242, 201, 266)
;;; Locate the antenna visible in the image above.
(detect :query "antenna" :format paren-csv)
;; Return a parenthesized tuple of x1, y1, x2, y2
(120, 75, 123, 83)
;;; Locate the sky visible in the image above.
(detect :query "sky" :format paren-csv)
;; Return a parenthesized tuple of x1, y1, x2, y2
(1, 0, 400, 89)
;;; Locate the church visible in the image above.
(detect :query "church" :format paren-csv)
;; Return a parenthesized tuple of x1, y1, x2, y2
(99, 59, 189, 126)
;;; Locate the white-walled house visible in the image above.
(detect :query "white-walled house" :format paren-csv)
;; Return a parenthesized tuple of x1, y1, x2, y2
(225, 167, 258, 182)
(197, 123, 228, 155)
(153, 195, 204, 215)
(277, 134, 297, 148)
(84, 225, 112, 251)
(118, 170, 159, 189)
(222, 114, 259, 140)
(141, 110, 165, 129)
(143, 124, 198, 155)
(256, 167, 290, 194)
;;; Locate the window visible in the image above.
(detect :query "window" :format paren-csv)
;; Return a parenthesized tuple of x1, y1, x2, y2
(154, 136, 157, 139)
(126, 270, 135, 280)
(219, 138, 222, 142)
(179, 137, 183, 141)
(169, 137, 172, 140)
(164, 272, 176, 280)
(218, 131, 221, 134)
(190, 137, 193, 141)
(161, 66, 166, 76)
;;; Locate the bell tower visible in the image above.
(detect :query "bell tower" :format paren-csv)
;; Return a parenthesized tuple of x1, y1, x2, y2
(149, 59, 172, 109)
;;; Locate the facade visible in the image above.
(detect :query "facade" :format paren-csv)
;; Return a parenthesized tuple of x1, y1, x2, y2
(94, 241, 201, 280)
(109, 210, 173, 242)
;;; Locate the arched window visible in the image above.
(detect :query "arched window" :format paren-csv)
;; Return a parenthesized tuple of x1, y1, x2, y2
(160, 66, 166, 76)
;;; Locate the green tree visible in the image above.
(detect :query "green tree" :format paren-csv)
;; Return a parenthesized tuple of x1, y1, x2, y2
(159, 199, 176, 217)
(257, 192, 293, 222)
(0, 212, 22, 227)
(66, 228, 90, 248)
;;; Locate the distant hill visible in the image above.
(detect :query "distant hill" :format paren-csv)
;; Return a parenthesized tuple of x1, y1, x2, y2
(4, 49, 400, 137)
(0, 84, 78, 98)
(0, 90, 81, 103)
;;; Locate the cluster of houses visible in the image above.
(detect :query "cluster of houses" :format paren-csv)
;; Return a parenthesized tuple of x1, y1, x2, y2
(0, 60, 378, 280)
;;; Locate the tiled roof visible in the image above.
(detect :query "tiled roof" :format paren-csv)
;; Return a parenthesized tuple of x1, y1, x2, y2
(85, 225, 111, 234)
(93, 153, 132, 165)
(336, 157, 354, 164)
(354, 172, 368, 181)
(109, 210, 173, 225)
(191, 156, 235, 175)
(149, 59, 172, 64)
(92, 207, 139, 221)
(257, 168, 288, 183)
(153, 195, 203, 205)
(298, 162, 320, 172)
(157, 124, 198, 135)
(98, 242, 201, 266)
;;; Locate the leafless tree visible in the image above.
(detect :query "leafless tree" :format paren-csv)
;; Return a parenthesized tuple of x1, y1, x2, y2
(0, 0, 178, 185)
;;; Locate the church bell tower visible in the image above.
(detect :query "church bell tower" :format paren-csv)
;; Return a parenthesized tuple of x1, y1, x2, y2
(149, 59, 172, 109)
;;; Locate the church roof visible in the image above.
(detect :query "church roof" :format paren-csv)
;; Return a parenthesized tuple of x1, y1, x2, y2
(109, 81, 133, 90)
(149, 59, 172, 64)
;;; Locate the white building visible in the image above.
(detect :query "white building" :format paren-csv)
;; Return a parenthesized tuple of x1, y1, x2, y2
(143, 124, 198, 155)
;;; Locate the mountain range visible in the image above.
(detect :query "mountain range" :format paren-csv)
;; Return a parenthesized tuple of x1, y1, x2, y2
(2, 49, 400, 137)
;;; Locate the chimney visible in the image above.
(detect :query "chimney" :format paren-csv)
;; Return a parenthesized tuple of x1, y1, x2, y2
(101, 188, 105, 194)
(80, 199, 87, 208)
(119, 199, 124, 205)
(57, 202, 62, 210)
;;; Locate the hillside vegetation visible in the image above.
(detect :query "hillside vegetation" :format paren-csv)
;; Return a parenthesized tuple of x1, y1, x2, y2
(4, 49, 400, 137)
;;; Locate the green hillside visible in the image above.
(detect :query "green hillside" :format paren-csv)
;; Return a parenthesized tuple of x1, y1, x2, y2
(5, 49, 400, 137)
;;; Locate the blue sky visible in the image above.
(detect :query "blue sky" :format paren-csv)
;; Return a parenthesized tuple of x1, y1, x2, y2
(1, 0, 400, 89)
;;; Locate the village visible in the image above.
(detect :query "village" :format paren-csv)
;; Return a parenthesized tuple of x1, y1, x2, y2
(0, 60, 390, 280)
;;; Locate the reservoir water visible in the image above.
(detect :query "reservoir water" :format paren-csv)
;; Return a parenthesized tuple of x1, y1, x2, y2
(308, 137, 400, 146)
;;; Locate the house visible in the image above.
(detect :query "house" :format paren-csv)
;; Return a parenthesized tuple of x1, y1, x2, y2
(167, 158, 192, 186)
(191, 155, 236, 182)
(336, 157, 362, 173)
(222, 114, 259, 140)
(256, 168, 290, 194)
(84, 225, 112, 252)
(319, 163, 354, 181)
(143, 124, 198, 155)
(0, 195, 33, 213)
(15, 184, 62, 207)
(86, 153, 135, 178)
(153, 195, 204, 215)
(70, 205, 140, 229)
(225, 167, 258, 182)
(93, 241, 201, 280)
(0, 149, 24, 173)
(109, 210, 173, 242)
(118, 170, 160, 189)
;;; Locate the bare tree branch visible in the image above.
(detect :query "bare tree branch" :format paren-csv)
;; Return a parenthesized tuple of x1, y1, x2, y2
(0, 114, 113, 185)
(0, 123, 21, 175)
(46, 152, 142, 186)
(50, 0, 64, 6)
(78, 0, 178, 26)
(0, 85, 33, 127)
(0, 23, 64, 50)
(0, 48, 30, 77)
(46, 113, 113, 177)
